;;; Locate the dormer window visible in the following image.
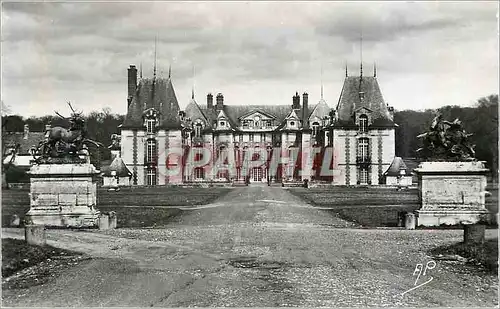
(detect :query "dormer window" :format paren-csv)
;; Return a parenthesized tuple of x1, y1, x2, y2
(359, 92, 365, 100)
(146, 119, 155, 134)
(312, 122, 320, 137)
(290, 121, 295, 127)
(359, 114, 368, 133)
(194, 123, 203, 137)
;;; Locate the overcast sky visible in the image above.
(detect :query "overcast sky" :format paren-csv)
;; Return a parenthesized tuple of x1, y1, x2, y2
(2, 1, 498, 117)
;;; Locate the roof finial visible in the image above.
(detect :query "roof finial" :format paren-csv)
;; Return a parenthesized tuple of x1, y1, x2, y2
(168, 64, 171, 79)
(153, 35, 158, 79)
(140, 62, 143, 79)
(360, 28, 363, 78)
(320, 64, 324, 100)
(345, 63, 348, 77)
(191, 65, 195, 99)
(373, 62, 377, 77)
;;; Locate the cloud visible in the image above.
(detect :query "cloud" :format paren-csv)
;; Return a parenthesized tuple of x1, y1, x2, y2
(1, 2, 498, 117)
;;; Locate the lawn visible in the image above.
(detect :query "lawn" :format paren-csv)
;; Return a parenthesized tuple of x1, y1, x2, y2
(289, 186, 498, 227)
(1, 186, 231, 228)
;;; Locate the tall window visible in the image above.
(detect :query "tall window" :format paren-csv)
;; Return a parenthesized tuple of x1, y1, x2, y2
(146, 139, 157, 163)
(249, 133, 254, 142)
(358, 138, 369, 159)
(146, 119, 155, 134)
(359, 114, 368, 133)
(194, 123, 202, 137)
(359, 168, 369, 184)
(194, 167, 205, 179)
(312, 122, 320, 137)
(147, 169, 157, 186)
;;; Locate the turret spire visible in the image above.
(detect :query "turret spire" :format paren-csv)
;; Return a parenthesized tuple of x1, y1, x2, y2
(153, 35, 157, 79)
(192, 65, 195, 99)
(360, 28, 363, 78)
(320, 65, 324, 100)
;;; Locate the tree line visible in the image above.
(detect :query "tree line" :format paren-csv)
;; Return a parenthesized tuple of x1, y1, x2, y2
(2, 94, 498, 179)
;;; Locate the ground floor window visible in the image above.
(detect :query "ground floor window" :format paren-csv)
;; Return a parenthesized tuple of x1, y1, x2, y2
(359, 167, 369, 184)
(194, 167, 205, 180)
(147, 169, 157, 186)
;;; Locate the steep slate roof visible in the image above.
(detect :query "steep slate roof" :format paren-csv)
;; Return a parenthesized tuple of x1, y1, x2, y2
(123, 77, 182, 130)
(335, 76, 393, 126)
(309, 98, 331, 121)
(185, 98, 211, 128)
(384, 157, 412, 176)
(189, 104, 316, 131)
(101, 156, 132, 177)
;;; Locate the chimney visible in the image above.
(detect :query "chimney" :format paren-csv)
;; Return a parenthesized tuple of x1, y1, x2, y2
(23, 124, 29, 140)
(292, 92, 300, 109)
(127, 65, 138, 107)
(207, 93, 214, 109)
(302, 92, 309, 129)
(216, 93, 224, 111)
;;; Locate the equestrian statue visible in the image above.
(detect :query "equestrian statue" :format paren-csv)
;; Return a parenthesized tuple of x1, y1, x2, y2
(416, 112, 476, 162)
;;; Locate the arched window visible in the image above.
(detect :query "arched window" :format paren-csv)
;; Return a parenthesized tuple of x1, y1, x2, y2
(359, 114, 368, 133)
(312, 121, 320, 137)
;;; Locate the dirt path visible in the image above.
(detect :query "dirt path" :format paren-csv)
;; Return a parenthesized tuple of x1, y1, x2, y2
(2, 186, 498, 307)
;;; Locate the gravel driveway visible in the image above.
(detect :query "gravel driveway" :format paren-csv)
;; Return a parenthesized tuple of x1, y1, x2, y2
(2, 185, 498, 307)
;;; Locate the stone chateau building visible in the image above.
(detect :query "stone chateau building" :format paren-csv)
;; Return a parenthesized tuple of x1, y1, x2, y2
(118, 64, 396, 186)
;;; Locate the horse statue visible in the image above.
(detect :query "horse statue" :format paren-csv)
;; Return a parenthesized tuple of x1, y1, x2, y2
(33, 102, 103, 163)
(416, 113, 475, 161)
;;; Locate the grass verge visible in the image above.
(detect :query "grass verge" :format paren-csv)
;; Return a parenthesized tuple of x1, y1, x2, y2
(2, 187, 231, 227)
(2, 238, 84, 278)
(289, 187, 498, 227)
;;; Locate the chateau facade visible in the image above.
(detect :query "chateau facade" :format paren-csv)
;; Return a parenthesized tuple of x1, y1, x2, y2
(119, 65, 396, 186)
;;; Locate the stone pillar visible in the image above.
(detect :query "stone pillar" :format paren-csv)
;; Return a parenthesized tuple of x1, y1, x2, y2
(25, 225, 46, 246)
(109, 211, 117, 229)
(405, 213, 416, 230)
(464, 224, 485, 245)
(99, 213, 109, 230)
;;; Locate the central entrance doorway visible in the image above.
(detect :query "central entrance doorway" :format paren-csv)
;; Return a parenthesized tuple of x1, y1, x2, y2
(250, 167, 266, 183)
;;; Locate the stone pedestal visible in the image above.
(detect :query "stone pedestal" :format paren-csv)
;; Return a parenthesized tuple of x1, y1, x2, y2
(414, 161, 490, 226)
(25, 163, 101, 228)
